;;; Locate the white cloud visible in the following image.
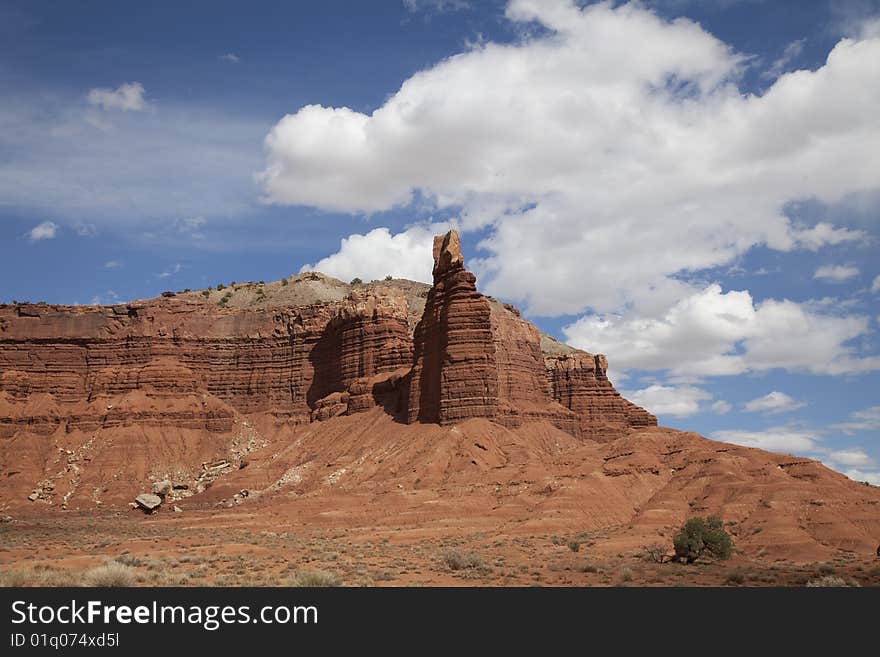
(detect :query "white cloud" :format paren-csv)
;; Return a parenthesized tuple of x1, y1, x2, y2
(814, 263, 859, 282)
(27, 221, 57, 241)
(621, 384, 712, 417)
(827, 448, 873, 467)
(834, 405, 880, 433)
(792, 222, 865, 251)
(259, 0, 880, 322)
(743, 390, 806, 414)
(714, 422, 879, 484)
(712, 395, 879, 481)
(219, 53, 240, 64)
(829, 2, 880, 40)
(714, 427, 819, 453)
(300, 225, 446, 283)
(871, 275, 880, 293)
(710, 399, 732, 414)
(104, 260, 122, 269)
(562, 284, 880, 377)
(761, 38, 805, 80)
(842, 468, 880, 486)
(157, 263, 182, 279)
(0, 95, 265, 223)
(87, 82, 147, 112)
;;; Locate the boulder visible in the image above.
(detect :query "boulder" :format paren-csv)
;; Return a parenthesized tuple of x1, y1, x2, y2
(151, 479, 173, 496)
(135, 493, 162, 512)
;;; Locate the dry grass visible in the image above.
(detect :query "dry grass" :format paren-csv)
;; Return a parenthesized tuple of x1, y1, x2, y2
(288, 569, 342, 587)
(806, 575, 858, 587)
(3, 516, 879, 588)
(442, 549, 483, 571)
(0, 567, 81, 587)
(84, 561, 137, 587)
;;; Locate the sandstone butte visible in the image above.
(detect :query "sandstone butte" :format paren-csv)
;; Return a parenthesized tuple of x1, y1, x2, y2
(0, 230, 877, 562)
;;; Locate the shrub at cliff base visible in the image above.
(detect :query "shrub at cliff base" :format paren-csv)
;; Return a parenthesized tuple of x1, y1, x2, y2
(673, 516, 734, 564)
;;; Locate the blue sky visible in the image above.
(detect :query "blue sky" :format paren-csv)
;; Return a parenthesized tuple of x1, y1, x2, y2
(1, 0, 878, 482)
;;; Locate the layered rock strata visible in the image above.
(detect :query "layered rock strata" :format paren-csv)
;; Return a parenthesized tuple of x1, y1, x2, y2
(0, 230, 654, 443)
(406, 231, 500, 424)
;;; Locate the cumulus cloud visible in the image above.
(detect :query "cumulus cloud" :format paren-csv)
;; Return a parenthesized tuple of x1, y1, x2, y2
(87, 82, 147, 112)
(219, 53, 240, 63)
(842, 468, 880, 485)
(827, 448, 873, 467)
(710, 399, 732, 414)
(713, 427, 818, 453)
(713, 422, 880, 485)
(713, 402, 879, 481)
(743, 390, 806, 414)
(834, 405, 880, 433)
(27, 221, 57, 241)
(872, 275, 880, 293)
(259, 0, 880, 322)
(300, 225, 444, 283)
(814, 264, 859, 282)
(791, 222, 866, 251)
(621, 384, 712, 417)
(562, 283, 880, 376)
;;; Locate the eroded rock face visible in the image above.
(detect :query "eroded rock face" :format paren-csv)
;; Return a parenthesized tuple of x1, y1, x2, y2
(545, 350, 657, 441)
(406, 232, 500, 424)
(0, 230, 653, 440)
(0, 289, 416, 436)
(403, 230, 652, 436)
(0, 229, 659, 509)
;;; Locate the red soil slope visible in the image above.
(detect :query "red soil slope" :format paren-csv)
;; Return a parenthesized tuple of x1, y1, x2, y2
(0, 230, 877, 562)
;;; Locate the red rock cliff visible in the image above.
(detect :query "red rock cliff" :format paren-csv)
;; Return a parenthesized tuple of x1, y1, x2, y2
(403, 230, 653, 436)
(544, 346, 657, 440)
(406, 231, 500, 424)
(0, 231, 655, 442)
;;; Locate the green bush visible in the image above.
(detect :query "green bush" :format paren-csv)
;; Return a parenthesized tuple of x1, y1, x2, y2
(384, 275, 393, 281)
(673, 516, 733, 564)
(350, 277, 362, 285)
